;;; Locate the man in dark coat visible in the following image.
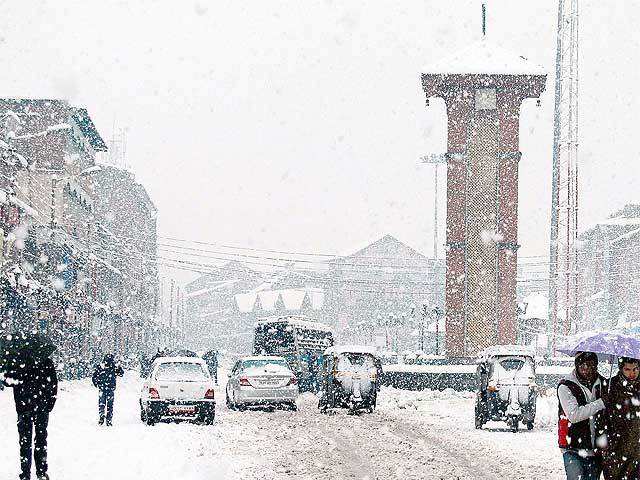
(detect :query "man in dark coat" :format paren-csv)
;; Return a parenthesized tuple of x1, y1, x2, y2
(602, 356, 640, 480)
(5, 353, 58, 480)
(203, 349, 218, 384)
(92, 353, 124, 426)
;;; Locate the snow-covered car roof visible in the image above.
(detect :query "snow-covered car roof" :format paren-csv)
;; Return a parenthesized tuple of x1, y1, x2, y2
(324, 345, 378, 356)
(255, 316, 333, 332)
(152, 356, 207, 365)
(239, 356, 287, 362)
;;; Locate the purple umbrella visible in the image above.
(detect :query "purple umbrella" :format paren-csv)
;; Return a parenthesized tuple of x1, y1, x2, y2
(557, 330, 640, 360)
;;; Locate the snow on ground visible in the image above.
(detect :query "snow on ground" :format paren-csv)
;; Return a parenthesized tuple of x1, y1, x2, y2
(1, 373, 565, 479)
(0, 373, 245, 479)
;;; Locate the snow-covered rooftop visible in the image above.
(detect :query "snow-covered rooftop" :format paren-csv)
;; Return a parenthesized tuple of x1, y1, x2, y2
(186, 280, 239, 299)
(598, 216, 640, 227)
(611, 226, 640, 244)
(422, 39, 545, 76)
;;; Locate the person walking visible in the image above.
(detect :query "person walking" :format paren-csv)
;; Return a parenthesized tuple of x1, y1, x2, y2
(2, 333, 58, 480)
(203, 349, 218, 384)
(602, 356, 640, 480)
(557, 351, 608, 480)
(92, 353, 124, 426)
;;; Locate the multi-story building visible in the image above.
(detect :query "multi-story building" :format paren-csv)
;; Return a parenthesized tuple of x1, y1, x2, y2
(577, 204, 640, 332)
(92, 165, 159, 355)
(0, 98, 159, 364)
(324, 235, 445, 350)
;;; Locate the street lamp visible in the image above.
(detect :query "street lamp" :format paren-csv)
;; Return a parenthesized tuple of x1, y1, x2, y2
(431, 306, 444, 356)
(420, 153, 446, 259)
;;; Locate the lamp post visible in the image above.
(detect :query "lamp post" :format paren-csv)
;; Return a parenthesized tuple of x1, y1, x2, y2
(431, 306, 444, 355)
(420, 153, 446, 259)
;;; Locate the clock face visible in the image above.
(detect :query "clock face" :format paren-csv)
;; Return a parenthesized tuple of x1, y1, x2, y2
(475, 88, 497, 110)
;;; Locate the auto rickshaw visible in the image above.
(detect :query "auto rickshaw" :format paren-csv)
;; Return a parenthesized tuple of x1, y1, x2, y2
(474, 345, 537, 432)
(317, 346, 382, 414)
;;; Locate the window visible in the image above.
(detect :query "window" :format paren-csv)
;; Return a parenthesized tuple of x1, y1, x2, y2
(241, 359, 289, 370)
(155, 362, 208, 382)
(475, 88, 497, 110)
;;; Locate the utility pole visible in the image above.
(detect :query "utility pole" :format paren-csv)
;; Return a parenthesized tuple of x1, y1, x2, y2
(176, 286, 182, 346)
(549, 0, 580, 354)
(169, 279, 174, 347)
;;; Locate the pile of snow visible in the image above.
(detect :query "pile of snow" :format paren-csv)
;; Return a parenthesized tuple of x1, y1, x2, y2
(378, 386, 474, 412)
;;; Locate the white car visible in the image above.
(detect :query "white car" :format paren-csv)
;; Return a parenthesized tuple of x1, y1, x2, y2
(226, 356, 298, 411)
(140, 356, 216, 425)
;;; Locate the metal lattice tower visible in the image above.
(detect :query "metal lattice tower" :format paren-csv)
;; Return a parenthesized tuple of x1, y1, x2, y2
(549, 0, 580, 352)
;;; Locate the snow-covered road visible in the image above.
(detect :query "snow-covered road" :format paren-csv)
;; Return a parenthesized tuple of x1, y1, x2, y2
(0, 373, 566, 479)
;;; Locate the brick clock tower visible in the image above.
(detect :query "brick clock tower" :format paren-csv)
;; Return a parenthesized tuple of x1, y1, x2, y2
(421, 41, 546, 357)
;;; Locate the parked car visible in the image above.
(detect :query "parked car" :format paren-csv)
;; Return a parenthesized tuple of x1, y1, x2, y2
(226, 356, 298, 411)
(140, 356, 216, 425)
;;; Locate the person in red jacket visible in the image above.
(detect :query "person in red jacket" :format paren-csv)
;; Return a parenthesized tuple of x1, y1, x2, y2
(557, 351, 607, 480)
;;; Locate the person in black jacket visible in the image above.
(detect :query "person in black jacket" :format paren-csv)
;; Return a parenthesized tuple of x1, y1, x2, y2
(7, 354, 58, 480)
(203, 350, 218, 384)
(92, 353, 124, 426)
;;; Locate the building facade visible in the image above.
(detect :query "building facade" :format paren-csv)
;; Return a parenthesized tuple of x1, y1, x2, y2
(577, 204, 640, 332)
(0, 98, 160, 368)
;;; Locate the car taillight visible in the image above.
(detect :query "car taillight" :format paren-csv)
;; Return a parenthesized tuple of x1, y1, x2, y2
(239, 377, 251, 386)
(287, 376, 298, 386)
(204, 388, 215, 399)
(149, 387, 160, 399)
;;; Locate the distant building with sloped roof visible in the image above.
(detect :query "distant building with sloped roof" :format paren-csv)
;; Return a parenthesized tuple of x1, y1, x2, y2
(184, 235, 445, 354)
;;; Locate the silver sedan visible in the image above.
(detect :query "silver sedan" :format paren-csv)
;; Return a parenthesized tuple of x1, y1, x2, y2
(226, 356, 299, 411)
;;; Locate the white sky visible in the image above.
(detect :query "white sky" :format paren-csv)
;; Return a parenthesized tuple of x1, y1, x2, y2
(2, 0, 639, 282)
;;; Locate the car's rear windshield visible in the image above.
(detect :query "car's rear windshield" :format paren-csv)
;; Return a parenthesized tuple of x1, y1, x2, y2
(155, 362, 208, 382)
(242, 359, 288, 370)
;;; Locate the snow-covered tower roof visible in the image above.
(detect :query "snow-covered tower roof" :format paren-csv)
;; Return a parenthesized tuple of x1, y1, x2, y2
(422, 39, 545, 76)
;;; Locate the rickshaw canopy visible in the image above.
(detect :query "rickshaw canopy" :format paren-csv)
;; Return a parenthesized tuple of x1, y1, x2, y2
(477, 345, 535, 362)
